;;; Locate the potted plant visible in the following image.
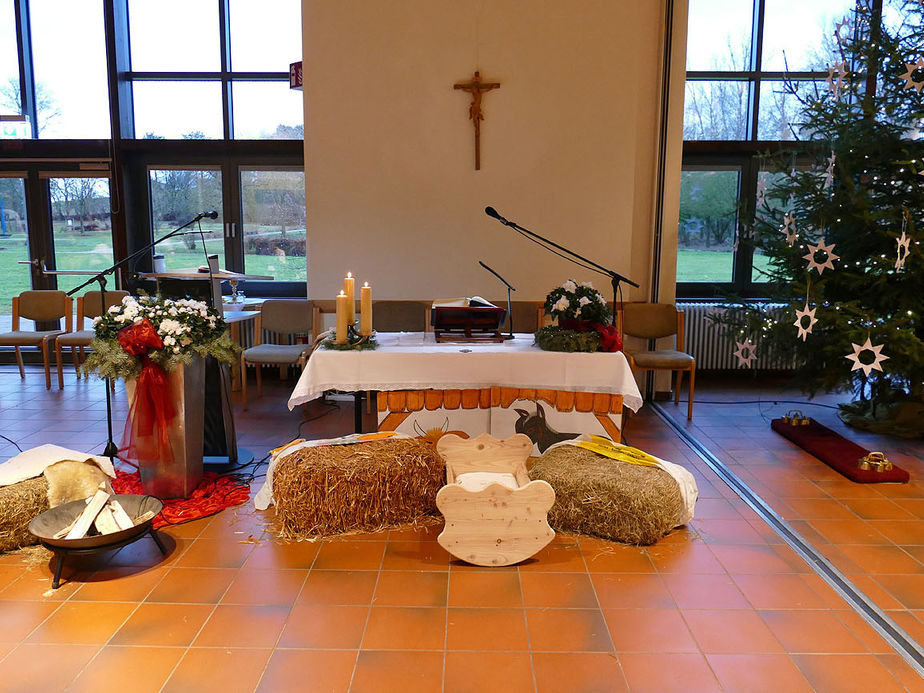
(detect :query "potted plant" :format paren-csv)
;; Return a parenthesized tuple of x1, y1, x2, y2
(535, 280, 622, 353)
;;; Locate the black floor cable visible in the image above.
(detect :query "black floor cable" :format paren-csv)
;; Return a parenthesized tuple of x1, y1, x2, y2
(650, 402, 924, 677)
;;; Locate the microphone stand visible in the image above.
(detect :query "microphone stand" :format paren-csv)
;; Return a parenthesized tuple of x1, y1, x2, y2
(485, 207, 639, 326)
(60, 211, 217, 459)
(479, 260, 515, 339)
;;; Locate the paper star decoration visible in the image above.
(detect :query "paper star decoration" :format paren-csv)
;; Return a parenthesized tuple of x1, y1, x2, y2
(834, 17, 850, 45)
(826, 62, 845, 99)
(803, 239, 839, 274)
(896, 231, 911, 271)
(733, 339, 758, 368)
(823, 151, 836, 189)
(844, 337, 890, 377)
(756, 178, 767, 209)
(781, 213, 798, 246)
(900, 58, 924, 93)
(734, 224, 753, 251)
(793, 303, 818, 341)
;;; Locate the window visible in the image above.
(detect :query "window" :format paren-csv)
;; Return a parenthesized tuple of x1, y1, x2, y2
(133, 82, 224, 140)
(128, 0, 220, 72)
(678, 169, 740, 283)
(240, 169, 306, 282)
(232, 82, 304, 140)
(29, 0, 111, 139)
(149, 169, 224, 270)
(0, 176, 30, 314)
(48, 176, 113, 294)
(0, 0, 20, 119)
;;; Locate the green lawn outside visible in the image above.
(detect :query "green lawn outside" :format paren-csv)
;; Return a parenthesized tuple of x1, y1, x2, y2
(677, 249, 772, 283)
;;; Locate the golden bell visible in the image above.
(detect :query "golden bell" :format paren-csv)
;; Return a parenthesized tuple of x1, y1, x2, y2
(857, 452, 893, 472)
(781, 409, 810, 426)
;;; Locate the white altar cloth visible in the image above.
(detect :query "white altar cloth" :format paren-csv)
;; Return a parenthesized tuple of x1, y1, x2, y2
(287, 332, 643, 412)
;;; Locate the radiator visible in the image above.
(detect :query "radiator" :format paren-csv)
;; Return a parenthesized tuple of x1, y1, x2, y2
(677, 302, 793, 371)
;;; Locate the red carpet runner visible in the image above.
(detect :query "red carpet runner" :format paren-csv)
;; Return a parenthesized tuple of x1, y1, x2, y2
(112, 470, 251, 528)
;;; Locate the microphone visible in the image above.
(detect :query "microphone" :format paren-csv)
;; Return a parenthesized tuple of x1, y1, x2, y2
(199, 210, 219, 219)
(484, 206, 510, 225)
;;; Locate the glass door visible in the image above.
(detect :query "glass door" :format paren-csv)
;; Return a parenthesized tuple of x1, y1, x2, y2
(0, 175, 31, 330)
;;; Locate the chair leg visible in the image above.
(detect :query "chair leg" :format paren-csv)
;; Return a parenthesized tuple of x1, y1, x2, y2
(79, 346, 87, 378)
(255, 362, 262, 398)
(71, 346, 80, 376)
(54, 339, 65, 389)
(241, 355, 248, 411)
(40, 339, 52, 389)
(674, 370, 682, 405)
(14, 347, 24, 379)
(688, 363, 696, 420)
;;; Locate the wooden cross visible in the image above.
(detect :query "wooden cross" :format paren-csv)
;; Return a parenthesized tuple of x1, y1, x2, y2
(454, 71, 500, 170)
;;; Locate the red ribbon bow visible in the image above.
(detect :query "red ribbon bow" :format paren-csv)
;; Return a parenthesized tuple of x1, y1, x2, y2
(118, 319, 176, 466)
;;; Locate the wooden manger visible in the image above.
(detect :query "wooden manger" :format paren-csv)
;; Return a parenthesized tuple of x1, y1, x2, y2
(435, 433, 555, 566)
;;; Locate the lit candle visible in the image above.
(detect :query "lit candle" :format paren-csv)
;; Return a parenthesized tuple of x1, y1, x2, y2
(344, 271, 355, 324)
(360, 282, 373, 335)
(335, 290, 349, 343)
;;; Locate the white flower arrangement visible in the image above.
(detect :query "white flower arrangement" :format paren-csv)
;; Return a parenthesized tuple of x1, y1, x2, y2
(543, 279, 611, 324)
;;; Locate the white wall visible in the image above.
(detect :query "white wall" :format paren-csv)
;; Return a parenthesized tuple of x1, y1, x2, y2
(303, 0, 681, 304)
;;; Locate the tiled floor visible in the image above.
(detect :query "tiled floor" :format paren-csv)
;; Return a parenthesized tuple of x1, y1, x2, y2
(0, 366, 922, 691)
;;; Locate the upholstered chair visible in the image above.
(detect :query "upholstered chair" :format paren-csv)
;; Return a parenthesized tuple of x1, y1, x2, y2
(617, 303, 696, 419)
(0, 290, 72, 389)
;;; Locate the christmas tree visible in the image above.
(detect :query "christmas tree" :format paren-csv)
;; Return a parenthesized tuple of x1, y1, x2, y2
(716, 1, 924, 437)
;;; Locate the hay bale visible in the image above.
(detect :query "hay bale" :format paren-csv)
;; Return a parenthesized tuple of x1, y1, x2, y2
(273, 439, 445, 538)
(528, 446, 682, 545)
(0, 476, 49, 553)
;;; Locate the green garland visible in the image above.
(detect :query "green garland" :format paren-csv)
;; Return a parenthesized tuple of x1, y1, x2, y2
(534, 326, 601, 353)
(322, 328, 378, 351)
(83, 332, 239, 381)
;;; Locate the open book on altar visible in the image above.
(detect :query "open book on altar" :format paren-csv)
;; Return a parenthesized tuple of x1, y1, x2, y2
(431, 296, 498, 309)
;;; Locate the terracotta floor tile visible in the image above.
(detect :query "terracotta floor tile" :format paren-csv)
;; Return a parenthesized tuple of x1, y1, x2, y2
(193, 604, 290, 647)
(683, 609, 784, 654)
(71, 566, 167, 602)
(0, 600, 59, 642)
(784, 497, 856, 520)
(163, 648, 272, 693)
(710, 544, 796, 575)
(447, 570, 523, 607)
(836, 544, 924, 575)
(27, 601, 134, 644)
(0, 642, 99, 691)
(175, 537, 255, 569)
(579, 539, 655, 573)
(793, 654, 905, 692)
(759, 610, 868, 653)
(145, 566, 237, 603)
(869, 520, 924, 545)
(876, 654, 924, 693)
(446, 607, 527, 651)
(690, 497, 743, 519)
(604, 608, 698, 653)
(243, 541, 320, 570)
(646, 542, 725, 574)
(518, 542, 587, 571)
(520, 572, 599, 608)
(106, 533, 189, 568)
(221, 568, 307, 605)
(109, 603, 213, 646)
(296, 570, 378, 606)
(362, 606, 447, 650)
(67, 645, 185, 693)
(350, 650, 444, 693)
(525, 608, 613, 652)
(769, 544, 813, 574)
(833, 610, 896, 655)
(532, 652, 628, 692)
(706, 653, 813, 692)
(663, 573, 751, 610)
(690, 518, 768, 545)
(732, 573, 830, 610)
(277, 604, 368, 648)
(846, 575, 906, 610)
(256, 649, 358, 693)
(619, 652, 721, 692)
(382, 540, 450, 571)
(895, 498, 924, 519)
(374, 570, 448, 607)
(444, 651, 534, 693)
(842, 498, 916, 521)
(808, 519, 892, 545)
(0, 565, 86, 601)
(591, 573, 674, 609)
(874, 574, 924, 609)
(0, 565, 27, 593)
(388, 522, 443, 542)
(312, 540, 386, 570)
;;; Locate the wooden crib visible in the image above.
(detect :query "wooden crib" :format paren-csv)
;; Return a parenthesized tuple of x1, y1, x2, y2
(435, 433, 555, 566)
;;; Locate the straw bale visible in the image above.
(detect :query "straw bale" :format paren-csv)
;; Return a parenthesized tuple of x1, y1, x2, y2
(528, 445, 682, 545)
(0, 476, 49, 553)
(273, 439, 445, 538)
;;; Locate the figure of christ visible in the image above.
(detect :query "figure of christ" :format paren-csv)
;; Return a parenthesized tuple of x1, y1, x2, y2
(454, 71, 501, 169)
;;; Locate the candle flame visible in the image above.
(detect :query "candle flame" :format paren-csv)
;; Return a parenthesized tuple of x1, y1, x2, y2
(339, 290, 345, 296)
(363, 282, 369, 287)
(347, 271, 352, 278)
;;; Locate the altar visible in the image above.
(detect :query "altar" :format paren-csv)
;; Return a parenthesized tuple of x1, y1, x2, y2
(288, 332, 643, 450)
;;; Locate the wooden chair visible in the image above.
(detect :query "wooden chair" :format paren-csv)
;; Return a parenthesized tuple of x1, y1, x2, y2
(240, 299, 318, 410)
(55, 290, 129, 383)
(617, 303, 696, 419)
(0, 290, 72, 389)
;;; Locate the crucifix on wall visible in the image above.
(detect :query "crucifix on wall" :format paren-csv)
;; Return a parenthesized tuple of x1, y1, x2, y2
(454, 70, 501, 170)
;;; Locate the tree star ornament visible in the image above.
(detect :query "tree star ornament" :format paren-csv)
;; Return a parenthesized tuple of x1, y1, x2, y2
(803, 239, 839, 274)
(793, 303, 818, 341)
(834, 17, 850, 46)
(781, 212, 798, 246)
(733, 339, 758, 368)
(896, 231, 911, 271)
(823, 151, 836, 189)
(844, 337, 890, 377)
(900, 58, 924, 93)
(826, 62, 845, 99)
